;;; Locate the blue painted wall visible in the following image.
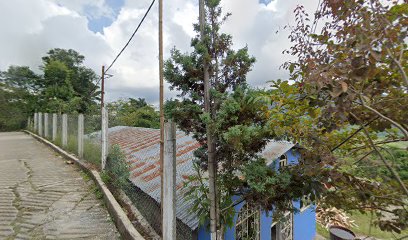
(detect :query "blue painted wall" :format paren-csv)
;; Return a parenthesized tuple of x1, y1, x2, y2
(198, 223, 211, 240)
(196, 148, 316, 240)
(293, 202, 316, 240)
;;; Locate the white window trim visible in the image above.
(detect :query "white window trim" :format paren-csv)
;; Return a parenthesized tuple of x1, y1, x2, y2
(271, 211, 294, 240)
(279, 154, 288, 169)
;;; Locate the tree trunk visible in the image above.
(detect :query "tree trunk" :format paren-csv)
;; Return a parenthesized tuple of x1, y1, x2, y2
(199, 0, 218, 239)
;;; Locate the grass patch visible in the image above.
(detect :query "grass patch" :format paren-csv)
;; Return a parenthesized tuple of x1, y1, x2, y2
(105, 145, 130, 189)
(83, 138, 102, 166)
(316, 223, 330, 239)
(316, 211, 408, 239)
(92, 185, 104, 200)
(349, 211, 408, 239)
(54, 133, 62, 147)
(66, 134, 78, 154)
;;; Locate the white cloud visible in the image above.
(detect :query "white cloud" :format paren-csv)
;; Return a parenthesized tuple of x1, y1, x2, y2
(53, 0, 115, 20)
(0, 0, 319, 104)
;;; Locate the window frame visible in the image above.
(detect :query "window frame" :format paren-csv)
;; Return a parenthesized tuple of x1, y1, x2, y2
(235, 203, 261, 240)
(279, 154, 288, 169)
(271, 211, 294, 240)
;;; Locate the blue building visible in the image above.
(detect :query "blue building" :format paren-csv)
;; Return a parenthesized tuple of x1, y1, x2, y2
(107, 127, 316, 240)
(197, 142, 316, 240)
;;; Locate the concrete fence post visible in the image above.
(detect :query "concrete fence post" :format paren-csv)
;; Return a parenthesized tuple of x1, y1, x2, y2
(38, 112, 43, 136)
(34, 113, 38, 132)
(27, 117, 31, 130)
(62, 114, 68, 147)
(52, 114, 57, 141)
(101, 107, 108, 170)
(78, 114, 84, 158)
(44, 113, 49, 138)
(163, 121, 177, 240)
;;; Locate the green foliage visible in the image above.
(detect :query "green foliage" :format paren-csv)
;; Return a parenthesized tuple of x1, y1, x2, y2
(349, 211, 408, 239)
(108, 98, 159, 129)
(271, 0, 408, 234)
(351, 145, 408, 183)
(65, 134, 78, 153)
(106, 144, 130, 189)
(83, 138, 102, 166)
(184, 163, 235, 228)
(0, 66, 39, 131)
(166, 0, 261, 228)
(92, 185, 104, 200)
(0, 48, 100, 131)
(37, 48, 99, 113)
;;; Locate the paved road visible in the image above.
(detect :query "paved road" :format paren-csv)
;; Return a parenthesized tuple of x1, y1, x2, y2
(0, 132, 120, 240)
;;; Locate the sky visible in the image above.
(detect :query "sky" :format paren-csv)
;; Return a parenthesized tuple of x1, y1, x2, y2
(0, 0, 318, 104)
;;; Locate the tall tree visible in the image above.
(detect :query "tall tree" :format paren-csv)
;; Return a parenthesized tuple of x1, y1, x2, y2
(164, 0, 255, 237)
(284, 0, 407, 193)
(0, 66, 39, 131)
(38, 48, 99, 113)
(167, 0, 407, 237)
(260, 0, 408, 233)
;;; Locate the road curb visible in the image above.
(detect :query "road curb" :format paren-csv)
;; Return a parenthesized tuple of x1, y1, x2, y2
(24, 130, 145, 240)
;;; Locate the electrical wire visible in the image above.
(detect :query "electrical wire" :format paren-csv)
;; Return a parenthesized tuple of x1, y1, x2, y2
(104, 0, 156, 74)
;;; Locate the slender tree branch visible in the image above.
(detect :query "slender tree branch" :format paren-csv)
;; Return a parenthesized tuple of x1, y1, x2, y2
(359, 95, 408, 140)
(349, 112, 408, 197)
(351, 138, 408, 152)
(354, 150, 375, 165)
(331, 116, 379, 152)
(221, 198, 245, 213)
(386, 47, 408, 87)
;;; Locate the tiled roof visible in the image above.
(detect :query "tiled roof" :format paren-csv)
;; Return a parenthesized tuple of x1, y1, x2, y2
(107, 126, 295, 230)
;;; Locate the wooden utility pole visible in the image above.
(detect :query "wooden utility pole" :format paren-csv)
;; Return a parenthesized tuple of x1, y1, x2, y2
(159, 0, 166, 237)
(199, 0, 218, 239)
(101, 66, 105, 110)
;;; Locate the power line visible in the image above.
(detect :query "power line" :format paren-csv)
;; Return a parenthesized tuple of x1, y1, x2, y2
(104, 0, 156, 74)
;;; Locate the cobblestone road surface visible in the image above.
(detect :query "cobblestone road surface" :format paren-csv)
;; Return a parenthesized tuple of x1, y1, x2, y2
(0, 132, 120, 239)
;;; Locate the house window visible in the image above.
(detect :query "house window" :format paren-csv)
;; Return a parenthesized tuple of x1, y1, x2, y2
(279, 154, 288, 169)
(236, 203, 260, 240)
(271, 212, 293, 240)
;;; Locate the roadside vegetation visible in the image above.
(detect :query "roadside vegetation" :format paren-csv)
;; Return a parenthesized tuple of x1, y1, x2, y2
(1, 0, 406, 238)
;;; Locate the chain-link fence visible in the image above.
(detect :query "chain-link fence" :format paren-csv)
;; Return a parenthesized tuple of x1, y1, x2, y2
(84, 114, 102, 166)
(29, 112, 103, 169)
(66, 114, 78, 154)
(28, 110, 194, 239)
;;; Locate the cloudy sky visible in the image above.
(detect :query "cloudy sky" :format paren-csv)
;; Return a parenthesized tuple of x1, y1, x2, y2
(0, 0, 318, 104)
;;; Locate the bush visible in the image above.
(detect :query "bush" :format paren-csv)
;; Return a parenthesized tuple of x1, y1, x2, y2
(106, 144, 130, 189)
(83, 138, 102, 166)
